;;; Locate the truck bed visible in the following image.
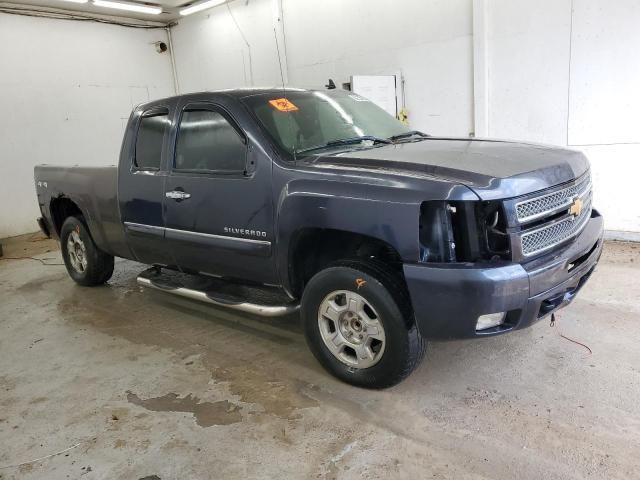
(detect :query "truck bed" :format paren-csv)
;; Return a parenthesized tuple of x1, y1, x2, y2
(34, 165, 129, 258)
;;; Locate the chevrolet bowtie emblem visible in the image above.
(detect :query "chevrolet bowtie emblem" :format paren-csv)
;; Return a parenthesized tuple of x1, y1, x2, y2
(569, 197, 583, 218)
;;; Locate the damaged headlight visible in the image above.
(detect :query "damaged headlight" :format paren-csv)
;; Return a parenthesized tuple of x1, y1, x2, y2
(419, 201, 456, 262)
(419, 200, 511, 263)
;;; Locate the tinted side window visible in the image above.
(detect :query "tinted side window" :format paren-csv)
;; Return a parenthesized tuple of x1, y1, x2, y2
(175, 109, 246, 173)
(134, 111, 168, 170)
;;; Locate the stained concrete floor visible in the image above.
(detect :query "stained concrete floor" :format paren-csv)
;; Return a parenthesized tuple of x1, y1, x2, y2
(0, 234, 639, 480)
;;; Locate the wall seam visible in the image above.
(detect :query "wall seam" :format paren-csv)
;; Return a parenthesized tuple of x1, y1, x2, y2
(565, 0, 574, 146)
(472, 0, 489, 137)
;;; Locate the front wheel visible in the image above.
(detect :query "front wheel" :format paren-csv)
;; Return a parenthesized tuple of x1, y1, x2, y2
(60, 216, 114, 286)
(301, 260, 426, 389)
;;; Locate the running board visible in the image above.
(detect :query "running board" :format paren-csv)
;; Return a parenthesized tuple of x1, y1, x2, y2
(136, 268, 299, 317)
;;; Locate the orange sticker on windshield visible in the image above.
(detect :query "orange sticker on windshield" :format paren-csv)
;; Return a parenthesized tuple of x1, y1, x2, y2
(269, 98, 299, 112)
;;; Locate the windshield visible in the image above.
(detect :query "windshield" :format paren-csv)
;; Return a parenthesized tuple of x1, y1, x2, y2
(242, 90, 411, 157)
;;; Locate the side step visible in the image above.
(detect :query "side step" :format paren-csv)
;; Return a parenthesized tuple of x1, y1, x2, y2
(136, 267, 300, 317)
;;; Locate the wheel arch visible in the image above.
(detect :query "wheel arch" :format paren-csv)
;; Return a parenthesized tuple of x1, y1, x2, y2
(285, 227, 407, 299)
(49, 196, 109, 250)
(49, 196, 86, 236)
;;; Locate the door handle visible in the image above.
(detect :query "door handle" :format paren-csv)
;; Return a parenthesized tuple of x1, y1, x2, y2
(165, 190, 191, 200)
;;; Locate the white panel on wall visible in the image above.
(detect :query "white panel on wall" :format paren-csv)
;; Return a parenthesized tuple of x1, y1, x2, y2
(0, 13, 174, 238)
(568, 0, 640, 146)
(484, 0, 640, 234)
(567, 0, 640, 232)
(351, 75, 398, 117)
(485, 0, 572, 146)
(579, 144, 640, 232)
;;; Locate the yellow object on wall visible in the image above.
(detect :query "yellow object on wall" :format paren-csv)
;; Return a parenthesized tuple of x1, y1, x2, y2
(398, 107, 409, 125)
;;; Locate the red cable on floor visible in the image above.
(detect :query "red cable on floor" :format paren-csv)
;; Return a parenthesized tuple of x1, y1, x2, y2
(550, 313, 593, 355)
(558, 333, 593, 355)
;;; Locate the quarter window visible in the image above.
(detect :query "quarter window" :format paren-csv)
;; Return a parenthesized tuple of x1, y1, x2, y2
(175, 109, 246, 173)
(134, 111, 168, 170)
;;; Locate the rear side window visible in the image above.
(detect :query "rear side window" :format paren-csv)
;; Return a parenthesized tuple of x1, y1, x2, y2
(134, 111, 168, 170)
(175, 109, 246, 173)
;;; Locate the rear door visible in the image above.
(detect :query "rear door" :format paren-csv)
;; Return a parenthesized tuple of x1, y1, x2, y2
(118, 103, 174, 266)
(163, 99, 276, 284)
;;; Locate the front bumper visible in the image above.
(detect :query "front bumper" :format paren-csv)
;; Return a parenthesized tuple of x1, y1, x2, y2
(404, 209, 604, 340)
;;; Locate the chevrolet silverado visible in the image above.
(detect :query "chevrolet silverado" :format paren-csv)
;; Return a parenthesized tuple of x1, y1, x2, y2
(34, 89, 603, 388)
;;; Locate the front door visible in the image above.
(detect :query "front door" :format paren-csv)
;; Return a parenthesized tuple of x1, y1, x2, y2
(163, 101, 276, 284)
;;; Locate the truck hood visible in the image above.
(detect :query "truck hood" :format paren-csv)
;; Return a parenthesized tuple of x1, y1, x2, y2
(305, 138, 589, 200)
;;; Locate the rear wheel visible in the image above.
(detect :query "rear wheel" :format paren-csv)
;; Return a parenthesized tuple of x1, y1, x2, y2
(60, 216, 114, 286)
(301, 259, 426, 389)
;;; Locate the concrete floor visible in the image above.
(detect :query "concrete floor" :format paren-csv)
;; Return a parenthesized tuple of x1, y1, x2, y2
(0, 234, 639, 480)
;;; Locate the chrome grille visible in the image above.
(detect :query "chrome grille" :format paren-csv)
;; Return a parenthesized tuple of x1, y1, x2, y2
(516, 175, 591, 223)
(520, 193, 592, 257)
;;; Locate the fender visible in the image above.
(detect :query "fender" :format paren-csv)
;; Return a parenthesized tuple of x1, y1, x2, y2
(274, 174, 476, 294)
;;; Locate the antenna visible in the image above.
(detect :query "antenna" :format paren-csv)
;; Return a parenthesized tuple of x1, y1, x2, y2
(274, 27, 286, 90)
(273, 27, 297, 163)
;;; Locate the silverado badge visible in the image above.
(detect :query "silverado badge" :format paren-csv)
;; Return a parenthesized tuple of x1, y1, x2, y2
(569, 197, 583, 218)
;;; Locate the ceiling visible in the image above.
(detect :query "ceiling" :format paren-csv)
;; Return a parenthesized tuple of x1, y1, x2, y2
(1, 0, 220, 22)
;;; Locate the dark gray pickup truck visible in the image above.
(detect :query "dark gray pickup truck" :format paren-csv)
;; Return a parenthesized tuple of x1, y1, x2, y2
(34, 88, 603, 388)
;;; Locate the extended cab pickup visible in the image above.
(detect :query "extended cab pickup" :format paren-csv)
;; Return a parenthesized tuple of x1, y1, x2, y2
(34, 89, 604, 388)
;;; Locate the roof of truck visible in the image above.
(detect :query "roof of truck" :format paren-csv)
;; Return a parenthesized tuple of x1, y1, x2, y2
(139, 88, 316, 109)
(214, 87, 313, 98)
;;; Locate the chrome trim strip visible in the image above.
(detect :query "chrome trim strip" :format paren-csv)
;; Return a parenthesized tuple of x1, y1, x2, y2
(124, 222, 271, 246)
(137, 277, 299, 317)
(124, 221, 164, 234)
(515, 178, 592, 224)
(164, 226, 271, 246)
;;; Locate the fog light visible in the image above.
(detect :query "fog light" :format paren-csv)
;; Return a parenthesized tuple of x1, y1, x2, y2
(476, 312, 506, 331)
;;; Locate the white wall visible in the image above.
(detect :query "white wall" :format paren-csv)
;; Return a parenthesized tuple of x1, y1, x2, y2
(282, 0, 474, 136)
(0, 13, 175, 238)
(481, 0, 572, 146)
(3, 0, 637, 237)
(170, 0, 474, 136)
(570, 0, 640, 235)
(170, 0, 283, 93)
(173, 0, 640, 234)
(481, 0, 640, 234)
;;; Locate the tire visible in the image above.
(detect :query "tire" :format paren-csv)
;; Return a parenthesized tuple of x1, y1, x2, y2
(60, 216, 114, 286)
(301, 259, 426, 389)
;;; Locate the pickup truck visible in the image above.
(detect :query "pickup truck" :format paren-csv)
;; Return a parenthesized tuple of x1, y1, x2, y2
(34, 88, 603, 388)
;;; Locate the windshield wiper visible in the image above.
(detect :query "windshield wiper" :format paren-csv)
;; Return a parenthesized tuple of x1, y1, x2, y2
(295, 136, 392, 155)
(388, 130, 430, 142)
